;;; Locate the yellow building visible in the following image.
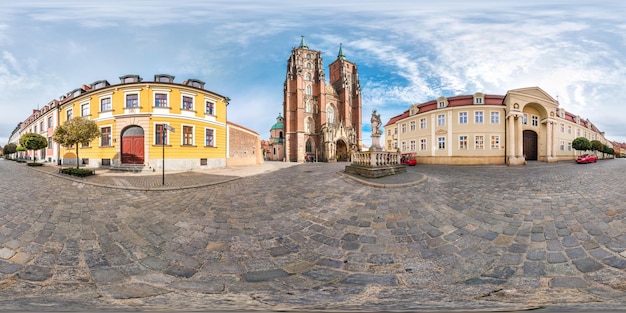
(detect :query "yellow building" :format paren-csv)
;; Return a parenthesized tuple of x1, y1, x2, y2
(385, 87, 612, 165)
(57, 74, 229, 170)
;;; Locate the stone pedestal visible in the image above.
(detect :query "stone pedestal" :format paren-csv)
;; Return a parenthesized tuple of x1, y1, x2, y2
(345, 150, 405, 178)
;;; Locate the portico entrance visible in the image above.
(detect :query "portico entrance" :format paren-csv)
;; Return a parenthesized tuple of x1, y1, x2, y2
(336, 140, 349, 162)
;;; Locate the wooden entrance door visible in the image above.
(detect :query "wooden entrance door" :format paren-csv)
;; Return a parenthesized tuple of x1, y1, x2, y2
(523, 130, 538, 160)
(121, 126, 144, 164)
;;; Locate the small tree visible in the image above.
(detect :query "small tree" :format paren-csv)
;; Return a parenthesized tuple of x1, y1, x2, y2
(19, 133, 48, 164)
(590, 140, 603, 154)
(3, 143, 17, 157)
(572, 137, 591, 155)
(53, 117, 101, 169)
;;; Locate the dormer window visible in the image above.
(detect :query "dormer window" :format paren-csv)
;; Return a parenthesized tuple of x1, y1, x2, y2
(475, 97, 483, 104)
(437, 96, 447, 108)
(473, 92, 485, 105)
(438, 102, 445, 108)
(72, 89, 83, 97)
(154, 74, 175, 83)
(119, 74, 142, 84)
(92, 80, 110, 90)
(185, 79, 205, 89)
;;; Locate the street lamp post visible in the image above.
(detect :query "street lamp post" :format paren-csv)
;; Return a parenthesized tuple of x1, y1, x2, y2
(162, 125, 175, 185)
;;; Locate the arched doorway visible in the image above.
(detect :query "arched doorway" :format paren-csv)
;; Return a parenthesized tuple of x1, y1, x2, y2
(121, 125, 144, 164)
(523, 130, 538, 161)
(336, 139, 348, 162)
(305, 138, 315, 162)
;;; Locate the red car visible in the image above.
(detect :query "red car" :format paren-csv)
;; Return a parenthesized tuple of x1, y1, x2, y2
(576, 154, 597, 164)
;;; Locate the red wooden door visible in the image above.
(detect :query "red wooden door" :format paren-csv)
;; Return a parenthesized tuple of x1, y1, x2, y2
(122, 135, 144, 164)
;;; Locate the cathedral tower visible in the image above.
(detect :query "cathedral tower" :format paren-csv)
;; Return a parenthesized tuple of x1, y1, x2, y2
(283, 37, 362, 162)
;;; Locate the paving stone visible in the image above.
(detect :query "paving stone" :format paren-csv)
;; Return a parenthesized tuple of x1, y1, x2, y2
(340, 274, 398, 286)
(550, 277, 589, 288)
(241, 269, 289, 282)
(17, 265, 52, 281)
(572, 258, 604, 273)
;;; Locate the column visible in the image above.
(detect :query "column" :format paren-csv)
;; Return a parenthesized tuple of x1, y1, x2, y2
(508, 115, 515, 160)
(546, 121, 553, 159)
(516, 115, 524, 158)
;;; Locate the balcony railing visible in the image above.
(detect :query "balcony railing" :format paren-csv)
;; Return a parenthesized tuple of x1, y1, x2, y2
(351, 151, 401, 167)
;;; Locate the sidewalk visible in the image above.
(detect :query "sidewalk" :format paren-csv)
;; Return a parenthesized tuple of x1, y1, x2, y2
(33, 161, 300, 190)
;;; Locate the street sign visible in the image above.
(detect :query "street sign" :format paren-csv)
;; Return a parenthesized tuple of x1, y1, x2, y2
(164, 125, 175, 132)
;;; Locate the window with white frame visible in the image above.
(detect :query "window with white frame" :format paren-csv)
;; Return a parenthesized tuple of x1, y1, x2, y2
(409, 121, 416, 131)
(437, 114, 445, 126)
(100, 97, 112, 112)
(182, 96, 194, 110)
(101, 126, 112, 146)
(475, 97, 483, 104)
(568, 125, 572, 134)
(459, 135, 468, 149)
(567, 142, 572, 151)
(401, 123, 406, 133)
(474, 111, 484, 123)
(182, 125, 194, 145)
(475, 135, 484, 149)
(155, 93, 168, 107)
(66, 108, 73, 121)
(420, 118, 427, 129)
(205, 128, 215, 147)
(306, 85, 312, 95)
(490, 111, 499, 124)
(577, 129, 581, 136)
(531, 115, 539, 126)
(438, 137, 445, 150)
(81, 103, 90, 117)
(438, 101, 445, 108)
(206, 100, 215, 115)
(401, 141, 406, 152)
(420, 139, 427, 151)
(47, 116, 53, 129)
(155, 124, 168, 145)
(410, 140, 416, 151)
(387, 129, 391, 136)
(459, 112, 468, 124)
(560, 140, 565, 151)
(490, 135, 500, 149)
(522, 113, 528, 125)
(560, 123, 565, 132)
(126, 94, 139, 108)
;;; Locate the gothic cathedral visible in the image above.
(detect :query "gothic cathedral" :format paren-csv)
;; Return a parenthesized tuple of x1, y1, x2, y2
(283, 37, 362, 162)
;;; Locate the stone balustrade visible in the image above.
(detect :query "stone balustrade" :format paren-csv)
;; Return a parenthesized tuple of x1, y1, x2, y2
(351, 151, 401, 167)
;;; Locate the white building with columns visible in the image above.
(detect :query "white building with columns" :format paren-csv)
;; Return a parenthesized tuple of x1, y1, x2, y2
(384, 87, 611, 165)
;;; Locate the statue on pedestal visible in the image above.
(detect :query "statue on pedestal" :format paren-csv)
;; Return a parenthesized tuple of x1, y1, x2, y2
(370, 109, 383, 151)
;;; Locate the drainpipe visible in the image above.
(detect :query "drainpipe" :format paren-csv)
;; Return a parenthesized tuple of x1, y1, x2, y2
(504, 107, 507, 165)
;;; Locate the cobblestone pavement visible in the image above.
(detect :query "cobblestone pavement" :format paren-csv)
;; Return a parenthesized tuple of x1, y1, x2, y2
(0, 158, 625, 312)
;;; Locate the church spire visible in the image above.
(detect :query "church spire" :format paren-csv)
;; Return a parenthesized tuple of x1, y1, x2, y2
(337, 43, 346, 60)
(299, 36, 308, 49)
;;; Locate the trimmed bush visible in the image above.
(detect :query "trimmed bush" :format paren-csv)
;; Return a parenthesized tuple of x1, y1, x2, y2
(26, 162, 44, 167)
(60, 168, 95, 177)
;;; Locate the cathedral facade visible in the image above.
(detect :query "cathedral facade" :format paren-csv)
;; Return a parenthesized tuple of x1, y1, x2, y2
(282, 37, 362, 162)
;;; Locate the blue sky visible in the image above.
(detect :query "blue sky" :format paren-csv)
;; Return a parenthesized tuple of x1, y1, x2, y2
(1, 1, 626, 147)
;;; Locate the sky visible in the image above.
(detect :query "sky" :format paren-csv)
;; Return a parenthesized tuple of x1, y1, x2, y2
(1, 1, 626, 148)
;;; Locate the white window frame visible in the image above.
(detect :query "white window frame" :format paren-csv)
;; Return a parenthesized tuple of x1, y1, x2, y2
(409, 121, 416, 131)
(401, 123, 406, 133)
(437, 137, 446, 150)
(490, 135, 500, 149)
(410, 140, 416, 152)
(205, 100, 216, 115)
(401, 141, 407, 152)
(522, 113, 528, 125)
(99, 95, 112, 112)
(560, 140, 565, 151)
(80, 101, 90, 117)
(531, 115, 539, 127)
(420, 138, 427, 151)
(490, 111, 499, 124)
(153, 88, 171, 108)
(100, 125, 112, 147)
(124, 89, 141, 108)
(154, 123, 170, 145)
(459, 112, 468, 124)
(437, 114, 445, 126)
(181, 92, 196, 111)
(420, 118, 427, 129)
(475, 135, 484, 150)
(181, 124, 195, 146)
(474, 111, 484, 124)
(205, 127, 216, 147)
(459, 135, 468, 150)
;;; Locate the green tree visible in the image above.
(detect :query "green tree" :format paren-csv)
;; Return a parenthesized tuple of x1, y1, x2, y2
(572, 137, 591, 154)
(53, 117, 101, 169)
(19, 133, 48, 164)
(3, 143, 17, 156)
(590, 140, 603, 153)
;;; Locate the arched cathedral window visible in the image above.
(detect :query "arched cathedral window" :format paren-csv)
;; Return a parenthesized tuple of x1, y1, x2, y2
(305, 73, 311, 81)
(327, 104, 335, 124)
(305, 100, 312, 113)
(306, 85, 312, 95)
(305, 118, 312, 134)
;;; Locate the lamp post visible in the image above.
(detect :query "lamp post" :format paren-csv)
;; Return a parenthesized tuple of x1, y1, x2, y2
(162, 125, 175, 185)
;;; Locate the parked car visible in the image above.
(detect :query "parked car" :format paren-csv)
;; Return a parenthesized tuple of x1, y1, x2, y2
(576, 154, 597, 164)
(401, 153, 417, 166)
